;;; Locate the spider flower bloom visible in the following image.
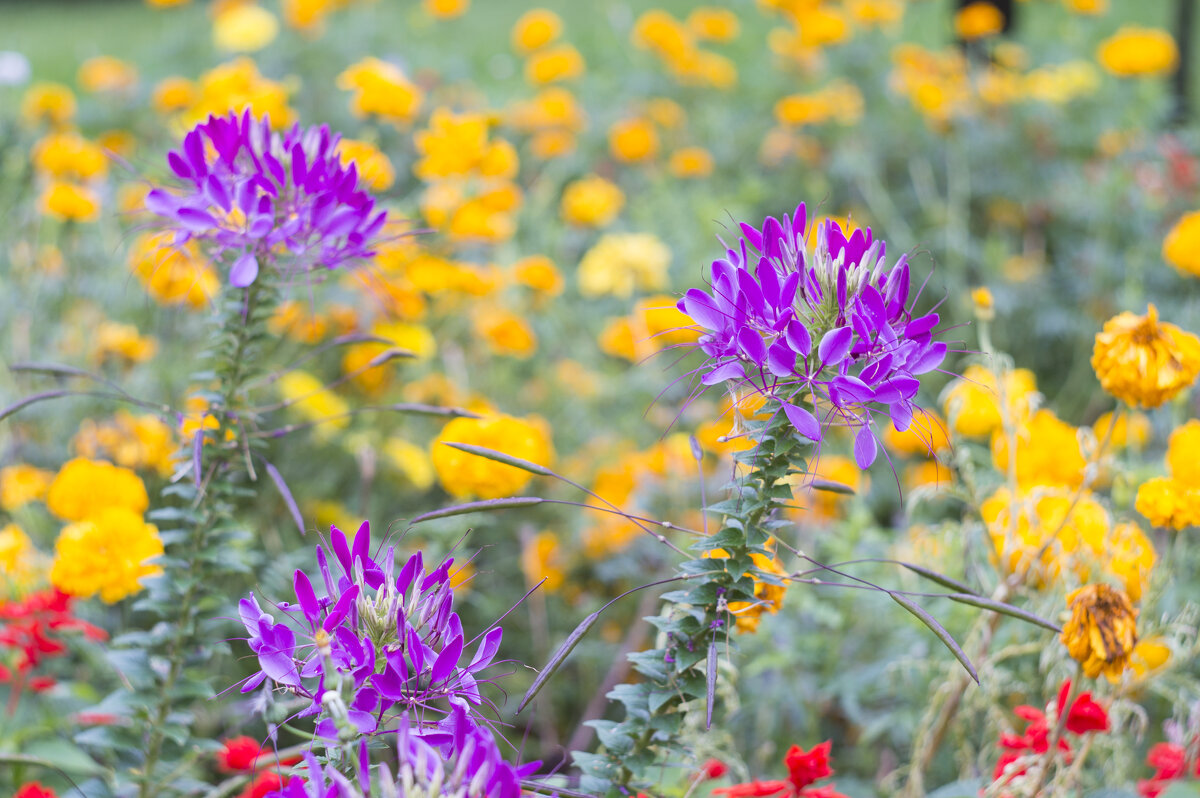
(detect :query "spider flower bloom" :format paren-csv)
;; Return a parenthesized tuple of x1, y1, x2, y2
(237, 521, 504, 739)
(1061, 583, 1137, 683)
(677, 204, 946, 468)
(147, 110, 387, 287)
(1092, 304, 1200, 408)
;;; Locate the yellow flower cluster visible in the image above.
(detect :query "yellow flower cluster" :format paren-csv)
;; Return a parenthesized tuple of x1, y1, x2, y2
(73, 412, 177, 477)
(1136, 421, 1200, 531)
(578, 233, 671, 298)
(180, 58, 293, 126)
(507, 87, 587, 160)
(277, 371, 351, 440)
(128, 233, 219, 310)
(774, 81, 864, 128)
(631, 9, 737, 89)
(92, 321, 158, 367)
(0, 464, 54, 512)
(337, 58, 423, 126)
(431, 413, 555, 499)
(1092, 304, 1200, 408)
(942, 363, 1038, 438)
(509, 9, 585, 85)
(29, 124, 106, 223)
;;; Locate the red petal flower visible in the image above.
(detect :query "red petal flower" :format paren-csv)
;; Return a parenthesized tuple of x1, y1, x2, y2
(800, 786, 850, 798)
(785, 741, 834, 792)
(15, 783, 58, 798)
(712, 779, 790, 798)
(218, 736, 267, 772)
(1056, 681, 1110, 735)
(702, 759, 729, 780)
(1146, 742, 1187, 781)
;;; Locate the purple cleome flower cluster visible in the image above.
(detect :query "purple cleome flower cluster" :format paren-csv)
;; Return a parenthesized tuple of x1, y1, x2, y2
(147, 110, 387, 287)
(678, 204, 947, 468)
(238, 521, 505, 741)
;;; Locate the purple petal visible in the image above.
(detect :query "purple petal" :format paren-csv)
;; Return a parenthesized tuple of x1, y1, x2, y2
(229, 252, 259, 287)
(784, 402, 821, 442)
(854, 426, 878, 469)
(818, 326, 853, 366)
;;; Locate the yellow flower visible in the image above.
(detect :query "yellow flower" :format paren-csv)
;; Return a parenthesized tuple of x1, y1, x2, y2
(687, 7, 739, 42)
(336, 58, 423, 125)
(1107, 521, 1156, 601)
(0, 465, 54, 512)
(46, 458, 149, 522)
(513, 255, 563, 296)
(337, 139, 395, 191)
(431, 414, 555, 499)
(1168, 420, 1200, 486)
(152, 77, 197, 114)
(1061, 583, 1137, 683)
(1097, 27, 1178, 78)
(608, 117, 659, 164)
(1136, 476, 1200, 531)
(1130, 637, 1171, 678)
(424, 0, 468, 19)
(983, 487, 1109, 583)
(51, 507, 163, 603)
(942, 364, 1038, 438)
(21, 83, 76, 127)
(342, 322, 435, 395)
(32, 131, 108, 181)
(184, 57, 293, 126)
(971, 287, 995, 321)
(706, 549, 788, 633)
(525, 44, 585, 84)
(0, 523, 46, 596)
(521, 531, 565, 592)
(40, 181, 99, 222)
(213, 3, 279, 52)
(848, 0, 904, 26)
(954, 2, 1005, 40)
(904, 460, 953, 492)
(92, 322, 158, 366)
(632, 10, 692, 60)
(1092, 410, 1152, 451)
(1092, 304, 1200, 408)
(277, 371, 350, 440)
(383, 438, 435, 490)
(991, 410, 1086, 490)
(474, 309, 538, 359)
(129, 232, 218, 309)
(413, 109, 498, 180)
(77, 56, 138, 94)
(668, 146, 714, 178)
(578, 233, 671, 298)
(1163, 210, 1200, 278)
(268, 301, 329, 344)
(74, 412, 177, 477)
(882, 408, 951, 457)
(644, 97, 686, 129)
(1065, 0, 1107, 13)
(511, 8, 562, 54)
(561, 175, 624, 228)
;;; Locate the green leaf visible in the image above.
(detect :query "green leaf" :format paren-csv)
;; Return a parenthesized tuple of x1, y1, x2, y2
(21, 739, 106, 776)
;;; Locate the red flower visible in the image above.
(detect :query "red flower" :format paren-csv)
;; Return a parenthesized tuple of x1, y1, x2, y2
(712, 780, 790, 798)
(1146, 743, 1187, 781)
(1057, 681, 1110, 735)
(702, 758, 729, 780)
(799, 787, 849, 798)
(15, 783, 58, 798)
(73, 712, 120, 725)
(218, 736, 268, 772)
(238, 772, 289, 798)
(1138, 779, 1170, 798)
(785, 741, 834, 792)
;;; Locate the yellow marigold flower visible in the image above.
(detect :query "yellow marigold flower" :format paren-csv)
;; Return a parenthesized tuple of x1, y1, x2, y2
(883, 408, 951, 456)
(1136, 476, 1200, 530)
(32, 131, 108, 181)
(521, 531, 565, 592)
(0, 523, 44, 591)
(382, 438, 435, 491)
(213, 3, 279, 52)
(46, 458, 149, 521)
(635, 293, 699, 350)
(184, 57, 293, 126)
(668, 146, 714, 178)
(1093, 304, 1200, 408)
(40, 181, 99, 222)
(1130, 636, 1170, 678)
(51, 507, 163, 603)
(1107, 521, 1156, 601)
(414, 109, 492, 180)
(512, 255, 563, 296)
(632, 10, 693, 59)
(1093, 410, 1152, 452)
(511, 8, 562, 54)
(424, 0, 468, 19)
(904, 460, 953, 491)
(525, 44, 585, 84)
(1097, 27, 1178, 78)
(474, 309, 538, 359)
(77, 56, 138, 94)
(1065, 0, 1107, 13)
(608, 117, 659, 163)
(687, 7, 739, 42)
(943, 364, 1038, 438)
(431, 414, 555, 499)
(578, 233, 671, 298)
(337, 139, 395, 191)
(971, 287, 995, 321)
(74, 412, 177, 477)
(0, 465, 54, 512)
(983, 487, 1108, 583)
(954, 2, 1005, 40)
(337, 58, 423, 125)
(561, 175, 624, 227)
(1163, 210, 1200, 278)
(1062, 583, 1137, 683)
(92, 322, 157, 366)
(599, 317, 637, 361)
(268, 300, 329, 344)
(21, 83, 76, 127)
(341, 322, 435, 395)
(129, 232, 218, 310)
(277, 371, 350, 440)
(152, 76, 196, 113)
(991, 409, 1086, 490)
(1168, 420, 1200, 487)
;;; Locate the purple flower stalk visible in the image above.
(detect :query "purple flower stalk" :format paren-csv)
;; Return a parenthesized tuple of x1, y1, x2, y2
(238, 521, 503, 741)
(678, 204, 946, 468)
(147, 110, 387, 287)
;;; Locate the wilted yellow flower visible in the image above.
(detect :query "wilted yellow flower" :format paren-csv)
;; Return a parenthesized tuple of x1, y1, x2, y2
(338, 139, 395, 191)
(525, 44, 585, 84)
(511, 8, 562, 54)
(32, 131, 108, 181)
(474, 309, 538, 358)
(51, 507, 163, 603)
(337, 58, 423, 125)
(0, 465, 54, 512)
(578, 233, 670, 298)
(1097, 27, 1178, 78)
(1092, 304, 1200, 408)
(431, 414, 555, 499)
(991, 409, 1085, 490)
(521, 531, 565, 592)
(46, 458, 149, 522)
(1136, 477, 1200, 531)
(608, 117, 659, 163)
(668, 146, 714, 178)
(424, 0, 468, 19)
(278, 371, 350, 440)
(93, 322, 158, 366)
(1163, 210, 1200, 278)
(561, 175, 624, 227)
(954, 2, 1004, 40)
(21, 83, 76, 127)
(687, 7, 739, 42)
(213, 3, 279, 52)
(77, 56, 138, 94)
(942, 364, 1038, 438)
(1062, 583, 1137, 683)
(74, 412, 177, 477)
(129, 232, 218, 310)
(40, 181, 99, 222)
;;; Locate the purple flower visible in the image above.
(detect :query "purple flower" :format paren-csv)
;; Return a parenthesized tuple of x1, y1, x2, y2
(147, 110, 387, 287)
(678, 204, 946, 468)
